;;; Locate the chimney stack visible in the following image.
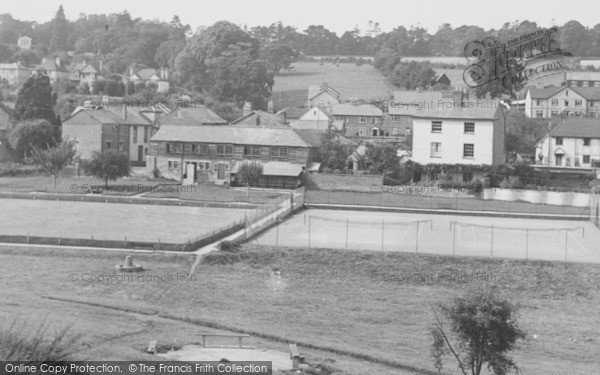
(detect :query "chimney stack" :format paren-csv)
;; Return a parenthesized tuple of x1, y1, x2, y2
(243, 101, 252, 117)
(536, 82, 544, 89)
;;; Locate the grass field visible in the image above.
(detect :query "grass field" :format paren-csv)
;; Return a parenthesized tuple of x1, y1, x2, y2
(257, 209, 600, 263)
(273, 62, 392, 102)
(0, 199, 250, 243)
(1, 245, 599, 374)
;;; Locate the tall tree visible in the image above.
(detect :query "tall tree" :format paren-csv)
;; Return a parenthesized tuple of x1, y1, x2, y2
(559, 20, 590, 57)
(8, 120, 57, 158)
(49, 5, 69, 52)
(14, 70, 58, 126)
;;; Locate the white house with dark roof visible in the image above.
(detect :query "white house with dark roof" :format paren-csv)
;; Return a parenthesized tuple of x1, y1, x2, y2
(535, 118, 600, 168)
(128, 67, 170, 92)
(37, 57, 70, 82)
(148, 124, 309, 188)
(411, 100, 505, 182)
(525, 85, 600, 118)
(70, 62, 100, 87)
(307, 82, 341, 107)
(0, 62, 31, 85)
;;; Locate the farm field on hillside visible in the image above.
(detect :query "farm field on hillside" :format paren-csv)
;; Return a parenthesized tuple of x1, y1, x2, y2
(273, 62, 392, 103)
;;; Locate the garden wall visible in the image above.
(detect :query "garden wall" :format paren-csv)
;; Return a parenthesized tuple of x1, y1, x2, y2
(482, 188, 591, 208)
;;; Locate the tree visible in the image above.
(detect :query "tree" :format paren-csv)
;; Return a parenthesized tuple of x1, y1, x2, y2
(319, 132, 349, 171)
(30, 139, 78, 189)
(504, 108, 549, 154)
(366, 142, 399, 173)
(390, 61, 436, 89)
(237, 161, 263, 198)
(262, 43, 298, 75)
(14, 70, 58, 126)
(175, 21, 274, 109)
(49, 5, 69, 52)
(83, 150, 131, 188)
(559, 20, 590, 57)
(8, 120, 57, 158)
(431, 290, 527, 375)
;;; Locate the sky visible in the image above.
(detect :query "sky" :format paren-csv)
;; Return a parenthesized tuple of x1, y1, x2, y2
(3, 0, 599, 35)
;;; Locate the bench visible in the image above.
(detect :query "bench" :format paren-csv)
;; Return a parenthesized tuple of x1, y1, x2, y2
(196, 333, 250, 348)
(289, 343, 305, 369)
(147, 340, 157, 354)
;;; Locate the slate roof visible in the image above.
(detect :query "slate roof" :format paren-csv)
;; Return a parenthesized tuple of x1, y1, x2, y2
(293, 129, 325, 148)
(38, 59, 67, 72)
(134, 68, 160, 80)
(331, 103, 382, 117)
(550, 118, 600, 138)
(160, 106, 227, 125)
(527, 85, 600, 100)
(277, 107, 310, 120)
(231, 110, 288, 127)
(308, 83, 340, 101)
(411, 100, 501, 120)
(151, 125, 309, 147)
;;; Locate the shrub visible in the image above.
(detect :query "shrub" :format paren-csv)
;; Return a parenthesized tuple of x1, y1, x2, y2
(0, 319, 83, 361)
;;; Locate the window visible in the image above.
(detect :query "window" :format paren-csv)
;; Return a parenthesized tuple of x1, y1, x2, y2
(132, 126, 137, 144)
(359, 117, 366, 123)
(392, 127, 400, 135)
(463, 143, 474, 158)
(535, 110, 543, 118)
(391, 116, 399, 122)
(584, 138, 591, 146)
(464, 122, 475, 133)
(462, 172, 473, 183)
(167, 160, 179, 170)
(430, 142, 441, 157)
(564, 100, 569, 107)
(555, 137, 563, 146)
(371, 117, 377, 124)
(583, 155, 591, 163)
(270, 147, 288, 158)
(590, 112, 597, 117)
(575, 100, 582, 107)
(143, 127, 148, 142)
(243, 146, 260, 157)
(536, 100, 542, 105)
(119, 141, 124, 151)
(583, 81, 589, 87)
(565, 90, 569, 96)
(591, 101, 596, 107)
(431, 121, 442, 133)
(551, 111, 558, 117)
(216, 144, 232, 155)
(167, 143, 182, 153)
(551, 99, 559, 106)
(575, 111, 583, 117)
(105, 141, 111, 150)
(358, 128, 366, 136)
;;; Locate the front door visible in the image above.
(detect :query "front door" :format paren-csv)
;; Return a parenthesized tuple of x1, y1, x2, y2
(555, 154, 563, 166)
(217, 164, 226, 180)
(138, 145, 143, 161)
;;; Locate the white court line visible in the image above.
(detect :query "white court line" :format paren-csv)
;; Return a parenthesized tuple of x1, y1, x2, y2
(470, 225, 476, 244)
(567, 231, 588, 253)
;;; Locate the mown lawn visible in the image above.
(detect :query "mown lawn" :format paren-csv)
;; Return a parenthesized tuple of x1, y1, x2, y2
(1, 245, 599, 374)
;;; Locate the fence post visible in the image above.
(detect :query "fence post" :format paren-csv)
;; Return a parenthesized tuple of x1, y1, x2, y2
(345, 218, 349, 250)
(490, 225, 494, 258)
(308, 215, 311, 248)
(381, 219, 384, 252)
(415, 221, 419, 253)
(564, 230, 568, 261)
(455, 193, 458, 210)
(452, 223, 456, 255)
(276, 214, 279, 247)
(525, 227, 529, 260)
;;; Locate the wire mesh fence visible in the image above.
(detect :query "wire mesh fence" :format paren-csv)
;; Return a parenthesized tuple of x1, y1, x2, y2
(254, 211, 600, 263)
(303, 190, 591, 218)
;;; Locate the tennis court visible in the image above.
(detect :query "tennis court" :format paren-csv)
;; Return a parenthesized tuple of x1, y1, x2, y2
(256, 209, 600, 263)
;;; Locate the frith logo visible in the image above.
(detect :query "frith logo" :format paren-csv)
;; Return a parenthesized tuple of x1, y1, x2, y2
(463, 27, 571, 91)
